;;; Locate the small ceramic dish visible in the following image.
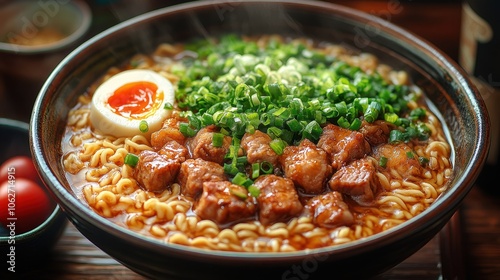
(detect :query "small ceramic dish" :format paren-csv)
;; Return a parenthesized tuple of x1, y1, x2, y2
(0, 118, 67, 273)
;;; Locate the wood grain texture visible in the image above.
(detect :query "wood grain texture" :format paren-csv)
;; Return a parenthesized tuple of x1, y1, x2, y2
(461, 186, 500, 280)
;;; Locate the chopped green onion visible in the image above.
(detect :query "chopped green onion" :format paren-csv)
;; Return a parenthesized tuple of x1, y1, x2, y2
(188, 114, 202, 130)
(270, 139, 286, 155)
(379, 156, 388, 168)
(124, 153, 139, 167)
(251, 163, 260, 179)
(286, 119, 303, 132)
(236, 156, 248, 165)
(164, 102, 173, 110)
(179, 122, 197, 137)
(410, 108, 426, 120)
(224, 163, 239, 175)
(247, 185, 260, 198)
(419, 156, 429, 166)
(302, 120, 322, 141)
(212, 132, 224, 147)
(139, 120, 149, 133)
(389, 129, 405, 143)
(416, 123, 431, 141)
(337, 117, 350, 129)
(364, 101, 382, 123)
(260, 161, 274, 174)
(384, 112, 399, 124)
(230, 186, 248, 200)
(349, 118, 362, 130)
(175, 34, 430, 175)
(406, 151, 415, 159)
(267, 126, 283, 139)
(397, 118, 411, 128)
(232, 172, 253, 187)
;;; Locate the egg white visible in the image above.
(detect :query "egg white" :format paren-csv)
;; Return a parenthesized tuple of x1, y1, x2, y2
(89, 69, 175, 138)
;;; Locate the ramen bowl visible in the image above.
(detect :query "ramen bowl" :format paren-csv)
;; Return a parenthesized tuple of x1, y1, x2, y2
(30, 1, 489, 279)
(0, 118, 67, 274)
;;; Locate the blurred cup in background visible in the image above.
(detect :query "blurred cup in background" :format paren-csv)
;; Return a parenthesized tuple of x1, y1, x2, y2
(0, 0, 92, 121)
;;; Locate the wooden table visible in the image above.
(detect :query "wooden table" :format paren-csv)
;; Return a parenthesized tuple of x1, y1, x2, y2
(2, 1, 500, 279)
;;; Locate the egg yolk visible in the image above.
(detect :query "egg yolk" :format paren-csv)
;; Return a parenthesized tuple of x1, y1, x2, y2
(107, 81, 163, 119)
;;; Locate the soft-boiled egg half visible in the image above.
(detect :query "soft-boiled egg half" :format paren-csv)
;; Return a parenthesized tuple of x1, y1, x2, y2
(89, 69, 175, 138)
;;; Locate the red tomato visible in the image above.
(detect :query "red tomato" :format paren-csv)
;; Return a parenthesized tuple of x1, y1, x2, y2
(0, 178, 54, 234)
(0, 156, 40, 185)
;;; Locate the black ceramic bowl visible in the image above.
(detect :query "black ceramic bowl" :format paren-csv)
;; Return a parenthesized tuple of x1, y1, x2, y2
(0, 118, 66, 274)
(30, 1, 489, 279)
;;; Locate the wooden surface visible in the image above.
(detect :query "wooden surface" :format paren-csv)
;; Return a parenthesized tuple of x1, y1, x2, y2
(3, 1, 500, 279)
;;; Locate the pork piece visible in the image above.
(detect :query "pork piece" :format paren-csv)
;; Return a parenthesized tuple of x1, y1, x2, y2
(151, 117, 187, 150)
(328, 157, 379, 206)
(177, 158, 227, 199)
(194, 181, 257, 225)
(134, 150, 181, 192)
(280, 139, 332, 194)
(187, 125, 231, 165)
(253, 175, 303, 225)
(359, 120, 395, 147)
(158, 139, 189, 162)
(317, 124, 371, 170)
(305, 191, 354, 228)
(374, 143, 423, 178)
(241, 130, 279, 167)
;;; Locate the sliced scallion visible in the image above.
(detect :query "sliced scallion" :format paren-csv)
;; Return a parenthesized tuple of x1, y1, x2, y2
(260, 161, 274, 174)
(232, 172, 253, 187)
(230, 187, 248, 200)
(139, 120, 149, 133)
(269, 139, 286, 155)
(379, 156, 388, 168)
(251, 163, 260, 179)
(419, 156, 429, 166)
(179, 122, 197, 137)
(124, 153, 139, 167)
(174, 34, 431, 177)
(164, 102, 173, 110)
(247, 185, 260, 198)
(212, 132, 224, 147)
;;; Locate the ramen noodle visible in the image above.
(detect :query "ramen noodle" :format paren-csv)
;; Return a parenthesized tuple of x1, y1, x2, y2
(61, 35, 453, 252)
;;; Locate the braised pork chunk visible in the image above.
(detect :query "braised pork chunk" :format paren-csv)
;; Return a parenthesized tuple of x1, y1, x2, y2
(195, 181, 257, 225)
(306, 191, 354, 228)
(317, 124, 371, 170)
(253, 175, 303, 226)
(188, 125, 232, 165)
(241, 130, 279, 168)
(280, 139, 332, 194)
(328, 157, 380, 206)
(177, 158, 227, 199)
(134, 150, 181, 192)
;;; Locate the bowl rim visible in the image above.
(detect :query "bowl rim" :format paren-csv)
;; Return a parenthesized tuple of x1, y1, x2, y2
(30, 0, 489, 262)
(0, 0, 92, 54)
